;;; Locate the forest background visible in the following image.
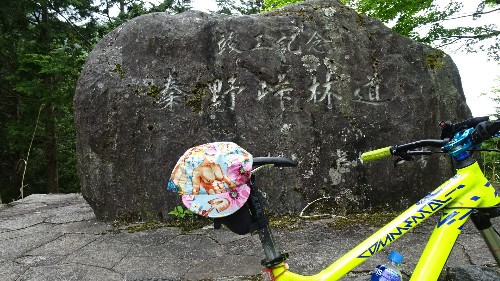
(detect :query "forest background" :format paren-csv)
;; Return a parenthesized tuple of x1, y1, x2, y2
(0, 0, 498, 203)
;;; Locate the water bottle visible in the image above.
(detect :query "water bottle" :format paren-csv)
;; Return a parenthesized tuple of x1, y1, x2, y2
(370, 250, 404, 281)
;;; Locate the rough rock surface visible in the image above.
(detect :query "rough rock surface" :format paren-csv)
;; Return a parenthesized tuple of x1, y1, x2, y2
(74, 0, 471, 221)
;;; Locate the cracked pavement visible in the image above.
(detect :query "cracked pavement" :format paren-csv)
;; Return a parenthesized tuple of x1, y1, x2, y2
(1, 194, 500, 280)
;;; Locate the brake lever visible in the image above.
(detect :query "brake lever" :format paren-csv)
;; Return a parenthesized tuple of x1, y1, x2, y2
(393, 151, 433, 167)
(394, 156, 414, 167)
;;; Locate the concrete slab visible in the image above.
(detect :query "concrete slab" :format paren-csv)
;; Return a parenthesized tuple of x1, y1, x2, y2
(28, 233, 100, 256)
(64, 239, 132, 268)
(114, 256, 192, 280)
(0, 213, 49, 231)
(1, 194, 499, 281)
(19, 263, 124, 281)
(0, 261, 27, 281)
(0, 231, 62, 262)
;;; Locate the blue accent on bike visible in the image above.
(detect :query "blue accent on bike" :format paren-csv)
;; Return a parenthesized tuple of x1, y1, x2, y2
(443, 128, 482, 161)
(445, 188, 457, 197)
(485, 182, 491, 187)
(437, 211, 459, 228)
(458, 210, 473, 220)
(470, 196, 480, 201)
(456, 151, 470, 161)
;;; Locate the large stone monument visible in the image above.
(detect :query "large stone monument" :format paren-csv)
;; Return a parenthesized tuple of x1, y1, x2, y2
(74, 0, 471, 221)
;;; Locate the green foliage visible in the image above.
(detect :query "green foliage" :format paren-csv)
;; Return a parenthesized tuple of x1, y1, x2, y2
(125, 221, 166, 232)
(0, 0, 192, 203)
(425, 49, 446, 69)
(326, 212, 399, 229)
(146, 85, 161, 99)
(263, 0, 302, 11)
(494, 78, 500, 116)
(482, 79, 500, 183)
(155, 0, 192, 13)
(339, 0, 499, 61)
(216, 0, 264, 14)
(166, 205, 210, 232)
(168, 205, 195, 218)
(112, 63, 125, 78)
(269, 214, 304, 230)
(481, 138, 499, 183)
(257, 0, 500, 60)
(100, 0, 192, 33)
(0, 0, 94, 201)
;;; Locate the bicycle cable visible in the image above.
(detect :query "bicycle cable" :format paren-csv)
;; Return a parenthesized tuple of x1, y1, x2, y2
(251, 164, 274, 173)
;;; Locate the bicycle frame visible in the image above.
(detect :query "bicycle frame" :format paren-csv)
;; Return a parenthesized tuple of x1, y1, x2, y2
(265, 160, 500, 280)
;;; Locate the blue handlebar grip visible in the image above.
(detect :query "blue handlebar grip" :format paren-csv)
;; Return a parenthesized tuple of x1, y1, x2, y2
(360, 147, 392, 163)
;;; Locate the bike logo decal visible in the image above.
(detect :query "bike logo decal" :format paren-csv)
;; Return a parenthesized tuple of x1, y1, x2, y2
(416, 189, 443, 206)
(357, 185, 462, 259)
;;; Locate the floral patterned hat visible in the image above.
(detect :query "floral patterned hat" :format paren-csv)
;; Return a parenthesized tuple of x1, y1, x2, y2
(167, 142, 252, 218)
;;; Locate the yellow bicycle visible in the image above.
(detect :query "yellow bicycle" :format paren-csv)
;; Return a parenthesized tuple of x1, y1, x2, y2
(239, 117, 500, 280)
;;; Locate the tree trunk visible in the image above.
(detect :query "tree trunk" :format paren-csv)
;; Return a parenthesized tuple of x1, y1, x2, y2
(40, 4, 59, 194)
(45, 105, 59, 193)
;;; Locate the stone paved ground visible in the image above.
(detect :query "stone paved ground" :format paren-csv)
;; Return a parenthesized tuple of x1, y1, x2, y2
(1, 194, 500, 281)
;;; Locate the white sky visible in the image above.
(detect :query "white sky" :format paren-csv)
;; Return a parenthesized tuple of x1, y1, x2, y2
(435, 0, 499, 117)
(191, 0, 499, 117)
(191, 0, 218, 11)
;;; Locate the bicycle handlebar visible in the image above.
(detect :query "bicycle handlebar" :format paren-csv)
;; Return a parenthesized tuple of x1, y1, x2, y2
(253, 157, 297, 168)
(360, 139, 449, 163)
(392, 139, 450, 153)
(471, 120, 500, 144)
(361, 116, 500, 163)
(439, 116, 489, 140)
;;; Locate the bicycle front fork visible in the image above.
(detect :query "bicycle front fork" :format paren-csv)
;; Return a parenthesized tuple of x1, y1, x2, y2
(470, 206, 500, 265)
